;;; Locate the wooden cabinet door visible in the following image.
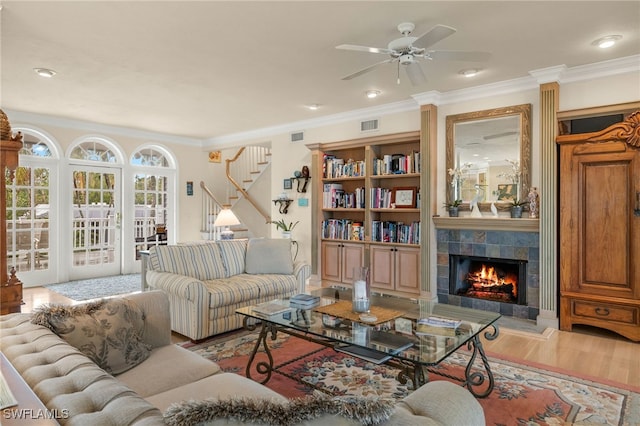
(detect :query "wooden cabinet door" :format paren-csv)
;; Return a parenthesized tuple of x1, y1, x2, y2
(321, 241, 341, 282)
(370, 245, 395, 290)
(563, 148, 640, 299)
(341, 243, 364, 283)
(395, 246, 421, 295)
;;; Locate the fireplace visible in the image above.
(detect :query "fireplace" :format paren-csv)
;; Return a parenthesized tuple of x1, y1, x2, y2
(449, 255, 527, 305)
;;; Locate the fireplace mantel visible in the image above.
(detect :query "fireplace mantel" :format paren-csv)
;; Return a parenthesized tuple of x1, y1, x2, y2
(432, 217, 539, 232)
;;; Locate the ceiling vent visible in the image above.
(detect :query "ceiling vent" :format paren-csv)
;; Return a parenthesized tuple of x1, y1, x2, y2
(360, 119, 379, 133)
(290, 131, 304, 142)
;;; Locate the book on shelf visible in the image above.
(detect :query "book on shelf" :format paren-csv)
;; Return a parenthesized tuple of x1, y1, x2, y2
(323, 155, 365, 178)
(252, 301, 291, 317)
(372, 151, 421, 176)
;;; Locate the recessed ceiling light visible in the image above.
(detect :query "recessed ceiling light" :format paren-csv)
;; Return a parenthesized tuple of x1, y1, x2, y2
(34, 68, 56, 78)
(366, 90, 380, 99)
(592, 35, 622, 49)
(306, 104, 320, 111)
(459, 69, 479, 78)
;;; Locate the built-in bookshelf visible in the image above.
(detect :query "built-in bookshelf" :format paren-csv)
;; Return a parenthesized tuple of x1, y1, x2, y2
(307, 131, 424, 296)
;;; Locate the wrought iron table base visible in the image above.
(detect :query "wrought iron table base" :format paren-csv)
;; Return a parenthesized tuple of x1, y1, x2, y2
(243, 318, 499, 398)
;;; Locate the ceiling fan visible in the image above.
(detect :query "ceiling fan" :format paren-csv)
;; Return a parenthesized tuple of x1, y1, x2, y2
(336, 22, 490, 85)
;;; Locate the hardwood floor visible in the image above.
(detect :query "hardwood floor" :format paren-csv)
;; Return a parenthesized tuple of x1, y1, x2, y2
(19, 286, 639, 388)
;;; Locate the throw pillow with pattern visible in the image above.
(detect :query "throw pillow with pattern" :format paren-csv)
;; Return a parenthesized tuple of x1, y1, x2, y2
(31, 298, 151, 374)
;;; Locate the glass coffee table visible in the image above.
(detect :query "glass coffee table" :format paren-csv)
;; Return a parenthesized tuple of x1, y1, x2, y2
(236, 287, 500, 398)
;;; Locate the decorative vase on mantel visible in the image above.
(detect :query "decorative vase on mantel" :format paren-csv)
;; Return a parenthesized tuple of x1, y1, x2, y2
(448, 207, 459, 217)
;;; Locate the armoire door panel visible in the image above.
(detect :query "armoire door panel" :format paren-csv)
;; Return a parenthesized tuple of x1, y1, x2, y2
(575, 151, 638, 297)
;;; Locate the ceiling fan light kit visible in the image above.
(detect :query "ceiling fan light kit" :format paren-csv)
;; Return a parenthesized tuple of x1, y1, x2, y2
(336, 22, 490, 86)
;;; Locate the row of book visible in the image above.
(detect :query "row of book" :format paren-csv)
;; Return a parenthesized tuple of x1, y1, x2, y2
(372, 152, 421, 176)
(323, 155, 366, 179)
(369, 187, 393, 209)
(322, 219, 365, 241)
(322, 219, 420, 244)
(322, 152, 420, 179)
(371, 221, 420, 244)
(322, 184, 365, 209)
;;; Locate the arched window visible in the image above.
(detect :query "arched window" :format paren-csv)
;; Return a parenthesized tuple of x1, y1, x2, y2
(131, 147, 170, 167)
(69, 138, 121, 163)
(130, 145, 176, 260)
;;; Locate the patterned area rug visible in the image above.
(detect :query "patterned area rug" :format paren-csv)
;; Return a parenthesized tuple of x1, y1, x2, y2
(45, 274, 141, 301)
(182, 330, 640, 425)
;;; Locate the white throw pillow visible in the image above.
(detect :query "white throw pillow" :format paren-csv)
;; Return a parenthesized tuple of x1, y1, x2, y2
(245, 238, 293, 275)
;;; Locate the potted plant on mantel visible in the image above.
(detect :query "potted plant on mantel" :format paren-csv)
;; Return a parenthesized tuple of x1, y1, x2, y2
(272, 219, 299, 239)
(443, 200, 463, 217)
(510, 199, 530, 218)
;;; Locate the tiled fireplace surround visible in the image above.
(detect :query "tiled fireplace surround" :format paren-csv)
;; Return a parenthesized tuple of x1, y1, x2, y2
(436, 227, 540, 321)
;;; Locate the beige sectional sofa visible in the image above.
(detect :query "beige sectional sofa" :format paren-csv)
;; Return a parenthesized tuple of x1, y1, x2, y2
(0, 290, 485, 425)
(145, 239, 311, 341)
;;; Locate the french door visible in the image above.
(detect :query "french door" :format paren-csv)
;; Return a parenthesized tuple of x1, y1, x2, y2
(68, 165, 121, 279)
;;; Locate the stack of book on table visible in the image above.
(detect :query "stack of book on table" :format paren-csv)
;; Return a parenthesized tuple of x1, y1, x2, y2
(252, 300, 291, 317)
(289, 293, 320, 309)
(415, 316, 462, 337)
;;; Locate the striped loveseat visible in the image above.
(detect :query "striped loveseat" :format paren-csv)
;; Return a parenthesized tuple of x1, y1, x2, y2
(145, 239, 310, 341)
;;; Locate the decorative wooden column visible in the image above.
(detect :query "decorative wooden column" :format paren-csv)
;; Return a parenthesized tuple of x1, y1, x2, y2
(420, 104, 437, 298)
(538, 82, 560, 328)
(1, 109, 24, 314)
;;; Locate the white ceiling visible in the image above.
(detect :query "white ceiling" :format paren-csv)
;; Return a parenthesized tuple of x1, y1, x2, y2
(2, 1, 639, 143)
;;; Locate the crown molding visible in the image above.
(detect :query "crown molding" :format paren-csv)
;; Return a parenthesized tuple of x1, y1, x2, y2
(559, 54, 640, 84)
(203, 98, 419, 147)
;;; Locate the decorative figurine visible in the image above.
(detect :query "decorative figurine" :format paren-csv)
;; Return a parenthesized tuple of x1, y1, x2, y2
(528, 187, 540, 218)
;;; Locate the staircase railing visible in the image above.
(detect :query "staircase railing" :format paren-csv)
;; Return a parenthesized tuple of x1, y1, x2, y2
(226, 146, 271, 224)
(200, 181, 224, 240)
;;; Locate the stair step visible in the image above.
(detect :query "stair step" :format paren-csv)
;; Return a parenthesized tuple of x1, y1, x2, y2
(242, 179, 253, 183)
(250, 171, 260, 175)
(229, 196, 239, 200)
(257, 161, 269, 165)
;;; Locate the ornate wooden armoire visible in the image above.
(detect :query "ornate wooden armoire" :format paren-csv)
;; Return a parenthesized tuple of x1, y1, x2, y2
(557, 111, 640, 341)
(1, 109, 24, 314)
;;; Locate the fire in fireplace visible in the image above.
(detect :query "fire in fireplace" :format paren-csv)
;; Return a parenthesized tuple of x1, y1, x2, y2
(449, 255, 527, 305)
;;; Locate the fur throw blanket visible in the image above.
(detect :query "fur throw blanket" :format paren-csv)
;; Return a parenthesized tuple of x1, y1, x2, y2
(163, 394, 396, 426)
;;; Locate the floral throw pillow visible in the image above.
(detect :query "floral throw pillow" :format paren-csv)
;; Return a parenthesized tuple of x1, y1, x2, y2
(31, 298, 151, 374)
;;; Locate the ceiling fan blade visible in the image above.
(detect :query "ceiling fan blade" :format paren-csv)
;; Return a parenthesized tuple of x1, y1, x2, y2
(336, 44, 392, 55)
(413, 24, 456, 49)
(405, 62, 427, 86)
(428, 50, 491, 62)
(341, 59, 393, 81)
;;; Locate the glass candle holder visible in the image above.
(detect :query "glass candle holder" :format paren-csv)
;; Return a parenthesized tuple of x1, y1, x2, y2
(352, 266, 371, 313)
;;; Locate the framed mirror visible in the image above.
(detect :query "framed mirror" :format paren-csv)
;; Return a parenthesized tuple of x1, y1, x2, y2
(446, 104, 531, 211)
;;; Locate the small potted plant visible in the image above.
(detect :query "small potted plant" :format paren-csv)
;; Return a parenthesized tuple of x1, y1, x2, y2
(272, 219, 299, 238)
(443, 200, 463, 217)
(509, 199, 529, 218)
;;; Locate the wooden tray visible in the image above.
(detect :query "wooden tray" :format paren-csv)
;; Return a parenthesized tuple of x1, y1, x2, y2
(313, 300, 404, 325)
